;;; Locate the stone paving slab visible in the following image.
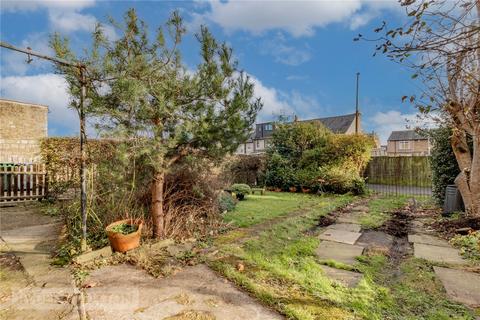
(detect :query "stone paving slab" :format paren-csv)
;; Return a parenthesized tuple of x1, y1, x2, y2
(434, 267, 480, 308)
(1, 223, 62, 244)
(328, 223, 361, 233)
(337, 212, 364, 225)
(315, 241, 365, 265)
(408, 234, 451, 247)
(321, 265, 363, 288)
(350, 205, 369, 213)
(84, 264, 283, 320)
(414, 243, 466, 265)
(356, 231, 394, 248)
(319, 228, 362, 245)
(0, 205, 76, 319)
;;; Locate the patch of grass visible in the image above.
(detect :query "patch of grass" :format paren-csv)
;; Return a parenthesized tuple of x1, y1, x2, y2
(360, 195, 410, 229)
(223, 191, 319, 227)
(212, 192, 475, 319)
(357, 255, 474, 319)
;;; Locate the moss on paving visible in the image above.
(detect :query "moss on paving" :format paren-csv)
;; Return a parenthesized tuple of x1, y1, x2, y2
(212, 192, 475, 320)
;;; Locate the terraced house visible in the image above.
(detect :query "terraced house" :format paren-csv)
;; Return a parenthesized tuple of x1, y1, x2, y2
(387, 130, 431, 156)
(236, 113, 361, 155)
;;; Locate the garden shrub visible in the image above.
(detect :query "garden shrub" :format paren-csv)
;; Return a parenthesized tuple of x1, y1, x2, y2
(48, 142, 227, 262)
(265, 121, 373, 194)
(230, 183, 251, 200)
(223, 154, 266, 186)
(217, 192, 237, 213)
(428, 128, 460, 205)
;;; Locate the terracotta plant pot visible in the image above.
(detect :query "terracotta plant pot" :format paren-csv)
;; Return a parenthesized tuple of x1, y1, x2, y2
(274, 188, 282, 192)
(106, 219, 143, 253)
(301, 187, 311, 193)
(289, 186, 296, 193)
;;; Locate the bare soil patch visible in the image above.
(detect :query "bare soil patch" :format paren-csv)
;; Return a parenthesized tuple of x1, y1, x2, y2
(431, 217, 480, 238)
(0, 253, 24, 272)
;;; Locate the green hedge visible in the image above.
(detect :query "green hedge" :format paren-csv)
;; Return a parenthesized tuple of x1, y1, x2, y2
(429, 128, 460, 205)
(264, 121, 374, 194)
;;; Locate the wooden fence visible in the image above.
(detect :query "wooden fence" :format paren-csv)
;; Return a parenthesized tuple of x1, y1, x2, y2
(0, 164, 47, 203)
(364, 156, 433, 196)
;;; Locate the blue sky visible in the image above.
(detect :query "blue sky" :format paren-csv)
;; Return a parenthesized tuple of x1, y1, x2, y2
(0, 0, 428, 143)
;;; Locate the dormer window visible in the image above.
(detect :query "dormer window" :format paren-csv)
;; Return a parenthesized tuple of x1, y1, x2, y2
(264, 124, 273, 131)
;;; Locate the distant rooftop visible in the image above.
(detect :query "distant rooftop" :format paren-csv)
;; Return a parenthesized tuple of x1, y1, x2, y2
(388, 130, 427, 141)
(302, 113, 356, 134)
(257, 113, 357, 135)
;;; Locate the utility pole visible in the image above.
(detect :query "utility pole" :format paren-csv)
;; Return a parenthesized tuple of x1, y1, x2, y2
(355, 72, 360, 135)
(0, 41, 89, 252)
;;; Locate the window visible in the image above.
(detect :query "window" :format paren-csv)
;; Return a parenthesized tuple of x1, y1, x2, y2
(399, 141, 410, 150)
(264, 124, 273, 131)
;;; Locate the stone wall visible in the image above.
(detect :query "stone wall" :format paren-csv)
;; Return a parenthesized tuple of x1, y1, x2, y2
(0, 99, 48, 163)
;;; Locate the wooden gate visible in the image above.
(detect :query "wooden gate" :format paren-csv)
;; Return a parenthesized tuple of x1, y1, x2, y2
(0, 163, 47, 203)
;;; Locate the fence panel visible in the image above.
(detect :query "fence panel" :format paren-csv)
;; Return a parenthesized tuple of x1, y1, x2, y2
(364, 156, 432, 197)
(0, 163, 46, 203)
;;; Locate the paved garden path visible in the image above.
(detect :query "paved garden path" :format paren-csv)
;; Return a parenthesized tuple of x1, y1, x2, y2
(315, 202, 369, 287)
(82, 263, 282, 320)
(315, 201, 480, 308)
(0, 204, 78, 319)
(408, 218, 480, 308)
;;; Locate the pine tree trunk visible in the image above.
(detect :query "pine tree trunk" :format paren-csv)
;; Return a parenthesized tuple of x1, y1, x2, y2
(151, 171, 165, 238)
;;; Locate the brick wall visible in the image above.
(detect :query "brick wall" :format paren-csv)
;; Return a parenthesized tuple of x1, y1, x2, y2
(0, 99, 48, 163)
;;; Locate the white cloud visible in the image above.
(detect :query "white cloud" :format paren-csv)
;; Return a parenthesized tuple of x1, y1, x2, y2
(0, 73, 79, 135)
(1, 33, 54, 76)
(2, 0, 117, 38)
(249, 75, 293, 121)
(48, 10, 97, 33)
(1, 0, 95, 12)
(370, 110, 437, 144)
(197, 0, 401, 37)
(249, 74, 323, 122)
(261, 33, 311, 66)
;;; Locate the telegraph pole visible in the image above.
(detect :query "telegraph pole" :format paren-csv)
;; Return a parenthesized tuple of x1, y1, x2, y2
(355, 72, 360, 134)
(0, 41, 89, 252)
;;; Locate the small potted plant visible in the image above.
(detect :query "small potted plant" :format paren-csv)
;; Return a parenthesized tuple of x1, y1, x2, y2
(106, 219, 143, 253)
(301, 186, 311, 193)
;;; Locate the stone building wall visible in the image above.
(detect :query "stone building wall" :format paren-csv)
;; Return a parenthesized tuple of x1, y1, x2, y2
(0, 99, 48, 163)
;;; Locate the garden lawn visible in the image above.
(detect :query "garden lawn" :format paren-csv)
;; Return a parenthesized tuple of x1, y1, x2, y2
(211, 193, 475, 320)
(223, 191, 320, 227)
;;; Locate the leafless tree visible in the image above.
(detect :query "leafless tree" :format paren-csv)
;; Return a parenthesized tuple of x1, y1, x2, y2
(357, 0, 480, 216)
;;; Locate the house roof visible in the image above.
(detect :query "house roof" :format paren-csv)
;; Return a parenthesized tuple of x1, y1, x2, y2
(0, 98, 48, 109)
(388, 130, 428, 141)
(303, 113, 356, 134)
